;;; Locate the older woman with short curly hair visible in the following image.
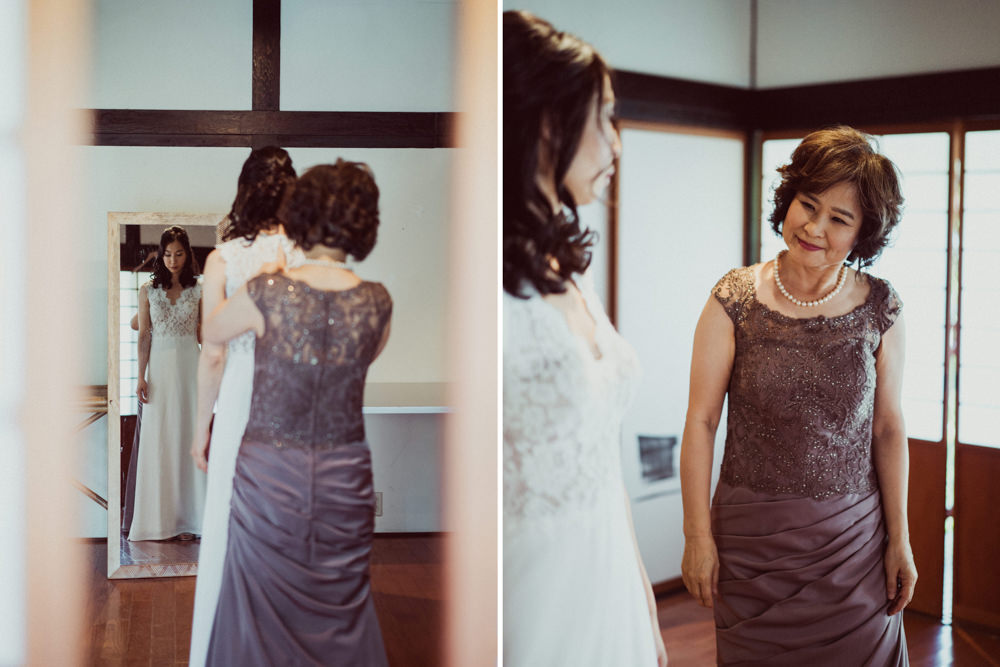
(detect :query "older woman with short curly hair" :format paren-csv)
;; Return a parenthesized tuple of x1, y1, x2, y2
(201, 159, 392, 666)
(681, 126, 915, 665)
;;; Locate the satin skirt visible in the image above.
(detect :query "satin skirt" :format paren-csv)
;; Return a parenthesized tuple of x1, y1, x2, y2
(206, 439, 388, 667)
(188, 347, 254, 667)
(712, 481, 908, 666)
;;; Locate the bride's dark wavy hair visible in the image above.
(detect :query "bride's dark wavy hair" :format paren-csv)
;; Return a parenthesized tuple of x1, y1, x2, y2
(503, 10, 608, 298)
(220, 146, 297, 243)
(150, 226, 200, 289)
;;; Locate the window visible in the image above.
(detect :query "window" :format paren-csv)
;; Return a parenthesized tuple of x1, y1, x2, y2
(119, 271, 141, 416)
(958, 130, 1000, 448)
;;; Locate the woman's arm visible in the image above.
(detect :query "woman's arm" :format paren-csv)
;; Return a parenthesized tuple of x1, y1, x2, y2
(680, 296, 735, 608)
(202, 282, 264, 345)
(872, 312, 917, 615)
(623, 486, 668, 666)
(191, 251, 228, 472)
(136, 284, 152, 404)
(372, 318, 392, 362)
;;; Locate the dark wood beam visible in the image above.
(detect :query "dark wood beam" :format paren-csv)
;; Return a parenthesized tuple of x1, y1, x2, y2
(612, 70, 752, 130)
(751, 67, 1000, 131)
(252, 0, 280, 112)
(85, 109, 457, 148)
(613, 67, 1000, 132)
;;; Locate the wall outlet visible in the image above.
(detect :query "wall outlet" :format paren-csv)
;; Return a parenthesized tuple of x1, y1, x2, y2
(374, 491, 383, 517)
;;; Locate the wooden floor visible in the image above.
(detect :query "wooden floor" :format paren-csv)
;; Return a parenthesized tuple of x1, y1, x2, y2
(84, 534, 1000, 666)
(84, 534, 443, 666)
(655, 587, 1000, 666)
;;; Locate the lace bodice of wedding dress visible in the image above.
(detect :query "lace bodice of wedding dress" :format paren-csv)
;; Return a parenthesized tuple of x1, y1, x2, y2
(216, 233, 305, 353)
(503, 273, 640, 530)
(146, 282, 201, 339)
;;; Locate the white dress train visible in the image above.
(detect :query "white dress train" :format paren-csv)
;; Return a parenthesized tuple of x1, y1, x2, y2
(128, 282, 206, 541)
(188, 233, 303, 667)
(503, 272, 657, 667)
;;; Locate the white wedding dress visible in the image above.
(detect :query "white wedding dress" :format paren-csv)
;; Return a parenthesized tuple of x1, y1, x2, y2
(188, 233, 304, 667)
(128, 282, 206, 541)
(503, 273, 657, 667)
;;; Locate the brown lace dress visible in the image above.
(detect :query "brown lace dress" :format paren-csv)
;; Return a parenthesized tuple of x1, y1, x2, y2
(206, 273, 392, 667)
(710, 266, 908, 666)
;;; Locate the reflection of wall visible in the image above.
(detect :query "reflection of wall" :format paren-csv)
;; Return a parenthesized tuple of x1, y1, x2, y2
(614, 129, 744, 584)
(507, 0, 1000, 88)
(502, 0, 752, 87)
(77, 2, 457, 537)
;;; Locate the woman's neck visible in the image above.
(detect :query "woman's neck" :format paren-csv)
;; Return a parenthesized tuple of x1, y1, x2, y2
(302, 246, 348, 263)
(776, 251, 845, 298)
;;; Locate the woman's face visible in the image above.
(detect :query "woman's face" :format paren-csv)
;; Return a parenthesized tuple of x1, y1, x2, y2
(562, 76, 621, 207)
(163, 240, 187, 276)
(781, 180, 862, 268)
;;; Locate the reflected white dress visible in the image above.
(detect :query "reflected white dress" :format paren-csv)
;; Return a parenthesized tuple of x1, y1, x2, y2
(188, 233, 303, 667)
(128, 282, 206, 541)
(503, 273, 657, 666)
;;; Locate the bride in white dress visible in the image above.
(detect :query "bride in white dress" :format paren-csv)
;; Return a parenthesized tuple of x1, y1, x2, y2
(187, 147, 303, 667)
(129, 226, 207, 541)
(503, 12, 667, 666)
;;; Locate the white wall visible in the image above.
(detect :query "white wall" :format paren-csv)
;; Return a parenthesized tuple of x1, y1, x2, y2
(78, 4, 458, 537)
(757, 0, 1000, 88)
(89, 0, 252, 109)
(507, 0, 1000, 90)
(282, 0, 456, 111)
(0, 1, 26, 661)
(615, 128, 744, 583)
(505, 0, 753, 87)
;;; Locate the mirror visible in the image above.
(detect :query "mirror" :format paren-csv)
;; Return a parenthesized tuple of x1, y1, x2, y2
(106, 211, 223, 578)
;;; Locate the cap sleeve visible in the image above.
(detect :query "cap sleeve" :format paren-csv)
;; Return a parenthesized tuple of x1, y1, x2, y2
(712, 267, 754, 325)
(873, 277, 903, 334)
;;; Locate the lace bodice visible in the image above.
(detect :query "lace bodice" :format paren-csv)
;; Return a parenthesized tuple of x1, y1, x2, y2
(216, 233, 305, 353)
(713, 267, 902, 499)
(242, 273, 392, 449)
(503, 273, 640, 530)
(145, 282, 201, 339)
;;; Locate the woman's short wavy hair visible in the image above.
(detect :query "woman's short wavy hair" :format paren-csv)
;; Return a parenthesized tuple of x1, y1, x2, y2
(151, 225, 199, 289)
(280, 159, 379, 260)
(503, 10, 610, 297)
(769, 126, 903, 269)
(221, 146, 297, 243)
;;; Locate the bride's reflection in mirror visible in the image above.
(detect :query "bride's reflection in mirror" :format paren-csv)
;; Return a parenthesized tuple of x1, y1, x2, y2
(112, 215, 220, 576)
(125, 226, 206, 542)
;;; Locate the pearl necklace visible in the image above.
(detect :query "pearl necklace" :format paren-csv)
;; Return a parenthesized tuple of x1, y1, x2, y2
(300, 257, 350, 269)
(773, 251, 847, 307)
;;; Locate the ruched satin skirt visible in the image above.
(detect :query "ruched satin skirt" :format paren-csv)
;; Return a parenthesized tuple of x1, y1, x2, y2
(206, 439, 388, 667)
(712, 482, 908, 666)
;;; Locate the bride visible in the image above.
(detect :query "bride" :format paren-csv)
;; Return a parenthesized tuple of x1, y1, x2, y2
(503, 11, 667, 666)
(128, 225, 206, 541)
(187, 146, 301, 667)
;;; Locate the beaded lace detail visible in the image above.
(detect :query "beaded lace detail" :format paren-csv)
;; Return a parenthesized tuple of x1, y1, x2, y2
(146, 282, 201, 339)
(216, 233, 305, 354)
(242, 273, 392, 449)
(503, 272, 640, 532)
(713, 266, 902, 499)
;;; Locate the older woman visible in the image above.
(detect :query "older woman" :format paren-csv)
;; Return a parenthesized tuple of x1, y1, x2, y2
(503, 10, 666, 667)
(202, 161, 391, 665)
(680, 126, 916, 665)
